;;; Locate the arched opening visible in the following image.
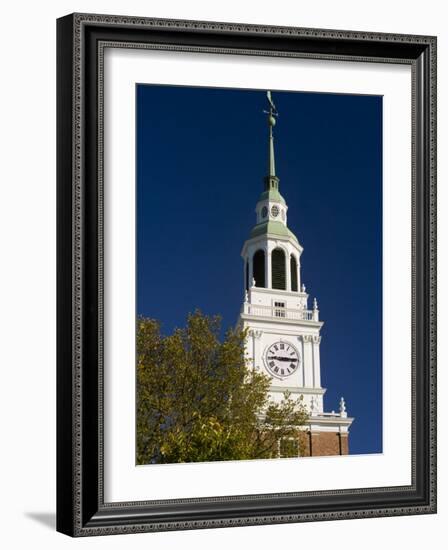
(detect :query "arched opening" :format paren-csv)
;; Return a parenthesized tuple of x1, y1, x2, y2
(245, 260, 249, 291)
(271, 248, 286, 290)
(252, 250, 265, 288)
(290, 255, 298, 292)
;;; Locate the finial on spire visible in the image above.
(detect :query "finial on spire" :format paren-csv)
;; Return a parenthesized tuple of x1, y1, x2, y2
(313, 297, 318, 310)
(266, 90, 278, 127)
(301, 283, 306, 293)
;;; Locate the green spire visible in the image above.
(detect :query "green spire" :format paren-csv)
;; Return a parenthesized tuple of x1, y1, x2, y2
(258, 91, 283, 204)
(267, 90, 277, 177)
(248, 91, 300, 246)
(264, 91, 280, 192)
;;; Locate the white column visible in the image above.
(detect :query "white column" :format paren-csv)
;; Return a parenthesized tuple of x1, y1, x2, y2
(303, 335, 313, 387)
(252, 330, 257, 371)
(248, 252, 254, 288)
(312, 336, 322, 388)
(300, 338, 306, 386)
(266, 245, 272, 289)
(285, 250, 290, 291)
(297, 259, 301, 291)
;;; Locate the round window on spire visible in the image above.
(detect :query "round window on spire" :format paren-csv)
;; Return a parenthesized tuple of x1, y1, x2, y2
(261, 206, 268, 219)
(271, 205, 279, 218)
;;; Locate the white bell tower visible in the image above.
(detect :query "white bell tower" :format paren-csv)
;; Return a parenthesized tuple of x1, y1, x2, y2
(239, 91, 354, 456)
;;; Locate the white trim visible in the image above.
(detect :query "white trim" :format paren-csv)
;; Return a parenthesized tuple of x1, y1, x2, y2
(269, 386, 326, 395)
(240, 313, 323, 328)
(248, 286, 308, 299)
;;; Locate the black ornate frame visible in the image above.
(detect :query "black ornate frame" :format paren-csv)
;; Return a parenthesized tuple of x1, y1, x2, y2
(56, 13, 437, 537)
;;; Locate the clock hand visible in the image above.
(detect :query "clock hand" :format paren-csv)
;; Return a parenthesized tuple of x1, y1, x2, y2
(268, 356, 298, 362)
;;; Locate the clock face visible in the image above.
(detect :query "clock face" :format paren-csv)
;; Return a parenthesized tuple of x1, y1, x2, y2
(264, 341, 300, 379)
(271, 205, 279, 217)
(261, 206, 268, 218)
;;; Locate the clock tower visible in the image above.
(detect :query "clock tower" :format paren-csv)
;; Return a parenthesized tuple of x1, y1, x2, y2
(239, 91, 354, 456)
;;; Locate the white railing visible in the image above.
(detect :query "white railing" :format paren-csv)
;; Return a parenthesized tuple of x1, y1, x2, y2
(241, 303, 318, 321)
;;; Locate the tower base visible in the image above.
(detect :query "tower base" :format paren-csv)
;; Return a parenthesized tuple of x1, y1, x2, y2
(300, 431, 349, 457)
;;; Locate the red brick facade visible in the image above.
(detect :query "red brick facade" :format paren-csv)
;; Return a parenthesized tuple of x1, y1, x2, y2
(300, 431, 349, 456)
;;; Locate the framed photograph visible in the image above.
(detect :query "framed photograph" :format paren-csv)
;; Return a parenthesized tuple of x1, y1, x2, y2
(56, 13, 437, 536)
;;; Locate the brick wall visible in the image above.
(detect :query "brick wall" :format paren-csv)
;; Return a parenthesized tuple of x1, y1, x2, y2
(300, 431, 350, 456)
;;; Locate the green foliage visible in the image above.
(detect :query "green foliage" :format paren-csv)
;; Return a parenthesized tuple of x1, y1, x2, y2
(137, 311, 308, 465)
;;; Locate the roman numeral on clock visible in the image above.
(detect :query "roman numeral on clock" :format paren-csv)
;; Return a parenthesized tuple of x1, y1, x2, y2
(266, 342, 300, 378)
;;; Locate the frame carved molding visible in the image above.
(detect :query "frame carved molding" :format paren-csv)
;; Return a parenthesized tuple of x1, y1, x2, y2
(57, 12, 437, 537)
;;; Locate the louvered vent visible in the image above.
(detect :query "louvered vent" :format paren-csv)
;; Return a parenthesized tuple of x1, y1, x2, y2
(272, 248, 286, 290)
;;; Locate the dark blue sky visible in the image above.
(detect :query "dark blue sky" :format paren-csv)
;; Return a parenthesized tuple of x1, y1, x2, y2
(136, 85, 382, 456)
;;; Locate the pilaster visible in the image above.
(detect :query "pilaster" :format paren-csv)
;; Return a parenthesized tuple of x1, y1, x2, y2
(312, 335, 322, 388)
(249, 329, 262, 372)
(302, 335, 314, 387)
(339, 433, 349, 455)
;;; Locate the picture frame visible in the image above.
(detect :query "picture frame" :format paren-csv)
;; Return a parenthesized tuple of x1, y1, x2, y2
(56, 12, 437, 537)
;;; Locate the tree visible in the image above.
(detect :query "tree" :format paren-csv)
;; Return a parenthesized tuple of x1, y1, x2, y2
(137, 310, 309, 465)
